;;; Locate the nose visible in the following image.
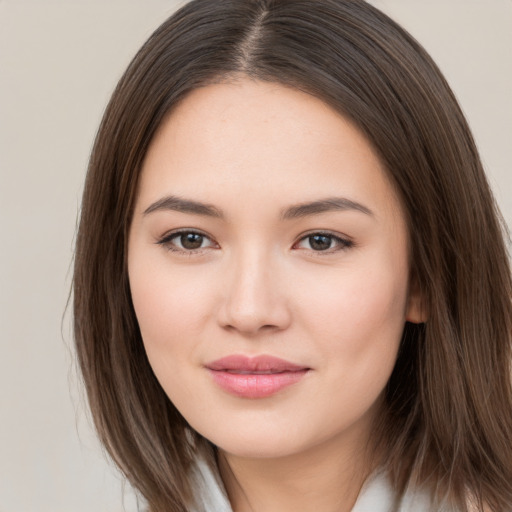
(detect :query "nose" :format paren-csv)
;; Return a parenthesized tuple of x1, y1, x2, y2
(217, 249, 292, 336)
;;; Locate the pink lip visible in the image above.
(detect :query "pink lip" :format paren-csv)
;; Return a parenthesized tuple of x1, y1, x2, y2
(206, 355, 310, 399)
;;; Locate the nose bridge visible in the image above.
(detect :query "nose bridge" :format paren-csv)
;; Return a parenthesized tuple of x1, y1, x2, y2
(219, 242, 289, 334)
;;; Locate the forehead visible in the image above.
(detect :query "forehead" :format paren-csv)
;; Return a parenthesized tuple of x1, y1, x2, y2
(137, 79, 402, 221)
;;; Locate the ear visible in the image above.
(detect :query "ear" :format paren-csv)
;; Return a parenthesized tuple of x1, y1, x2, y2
(406, 276, 428, 324)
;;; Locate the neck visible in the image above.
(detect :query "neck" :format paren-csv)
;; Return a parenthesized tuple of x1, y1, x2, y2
(218, 427, 378, 512)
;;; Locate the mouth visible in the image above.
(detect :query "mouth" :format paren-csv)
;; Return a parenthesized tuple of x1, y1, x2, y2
(205, 355, 311, 398)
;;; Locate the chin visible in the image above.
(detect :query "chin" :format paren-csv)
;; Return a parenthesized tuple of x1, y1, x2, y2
(192, 422, 308, 460)
(217, 439, 305, 460)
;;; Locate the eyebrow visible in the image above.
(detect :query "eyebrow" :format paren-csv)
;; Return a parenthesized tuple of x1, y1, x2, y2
(281, 197, 373, 219)
(143, 195, 373, 219)
(143, 195, 223, 218)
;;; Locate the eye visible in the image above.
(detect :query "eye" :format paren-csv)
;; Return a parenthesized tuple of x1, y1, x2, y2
(157, 230, 217, 253)
(294, 232, 353, 252)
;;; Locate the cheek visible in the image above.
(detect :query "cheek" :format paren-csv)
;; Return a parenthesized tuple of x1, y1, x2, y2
(296, 258, 408, 380)
(128, 259, 217, 411)
(128, 255, 215, 361)
(291, 266, 408, 434)
(303, 263, 407, 330)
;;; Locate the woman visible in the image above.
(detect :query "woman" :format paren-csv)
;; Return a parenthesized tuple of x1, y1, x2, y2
(73, 0, 512, 511)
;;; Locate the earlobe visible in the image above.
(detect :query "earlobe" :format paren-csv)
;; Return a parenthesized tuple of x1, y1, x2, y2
(406, 279, 428, 324)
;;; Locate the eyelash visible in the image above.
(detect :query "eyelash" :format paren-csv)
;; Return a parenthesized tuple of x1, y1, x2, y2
(293, 231, 354, 253)
(156, 229, 217, 254)
(156, 229, 354, 255)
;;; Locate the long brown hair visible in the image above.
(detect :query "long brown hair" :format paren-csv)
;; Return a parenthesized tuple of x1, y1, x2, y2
(73, 1, 512, 510)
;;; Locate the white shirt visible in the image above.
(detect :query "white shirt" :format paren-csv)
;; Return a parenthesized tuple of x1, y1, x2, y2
(190, 459, 436, 512)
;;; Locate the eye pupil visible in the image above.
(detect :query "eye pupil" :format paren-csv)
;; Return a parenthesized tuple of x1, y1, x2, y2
(181, 233, 203, 249)
(309, 235, 332, 251)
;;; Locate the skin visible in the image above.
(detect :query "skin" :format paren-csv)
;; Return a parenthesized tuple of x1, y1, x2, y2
(128, 78, 424, 512)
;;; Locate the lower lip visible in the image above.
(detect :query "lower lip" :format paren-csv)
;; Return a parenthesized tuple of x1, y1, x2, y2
(208, 369, 309, 398)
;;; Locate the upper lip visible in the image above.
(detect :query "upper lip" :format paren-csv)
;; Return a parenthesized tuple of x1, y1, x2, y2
(206, 355, 309, 373)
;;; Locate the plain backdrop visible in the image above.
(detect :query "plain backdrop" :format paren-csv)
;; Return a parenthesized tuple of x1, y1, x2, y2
(1, 1, 510, 511)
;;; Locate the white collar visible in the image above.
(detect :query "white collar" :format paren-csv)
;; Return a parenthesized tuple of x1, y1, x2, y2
(190, 459, 434, 512)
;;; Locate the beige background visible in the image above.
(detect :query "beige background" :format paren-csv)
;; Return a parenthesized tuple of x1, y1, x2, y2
(0, 1, 510, 511)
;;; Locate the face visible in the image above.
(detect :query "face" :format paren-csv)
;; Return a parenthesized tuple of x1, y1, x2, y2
(128, 79, 422, 460)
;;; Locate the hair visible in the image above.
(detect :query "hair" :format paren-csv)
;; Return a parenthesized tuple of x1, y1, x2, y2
(73, 0, 512, 511)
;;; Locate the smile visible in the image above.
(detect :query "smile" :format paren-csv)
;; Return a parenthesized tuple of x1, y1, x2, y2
(206, 355, 310, 398)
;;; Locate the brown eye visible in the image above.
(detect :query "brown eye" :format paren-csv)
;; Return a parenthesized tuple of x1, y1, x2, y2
(308, 234, 333, 251)
(180, 232, 204, 250)
(294, 232, 353, 253)
(157, 230, 217, 253)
